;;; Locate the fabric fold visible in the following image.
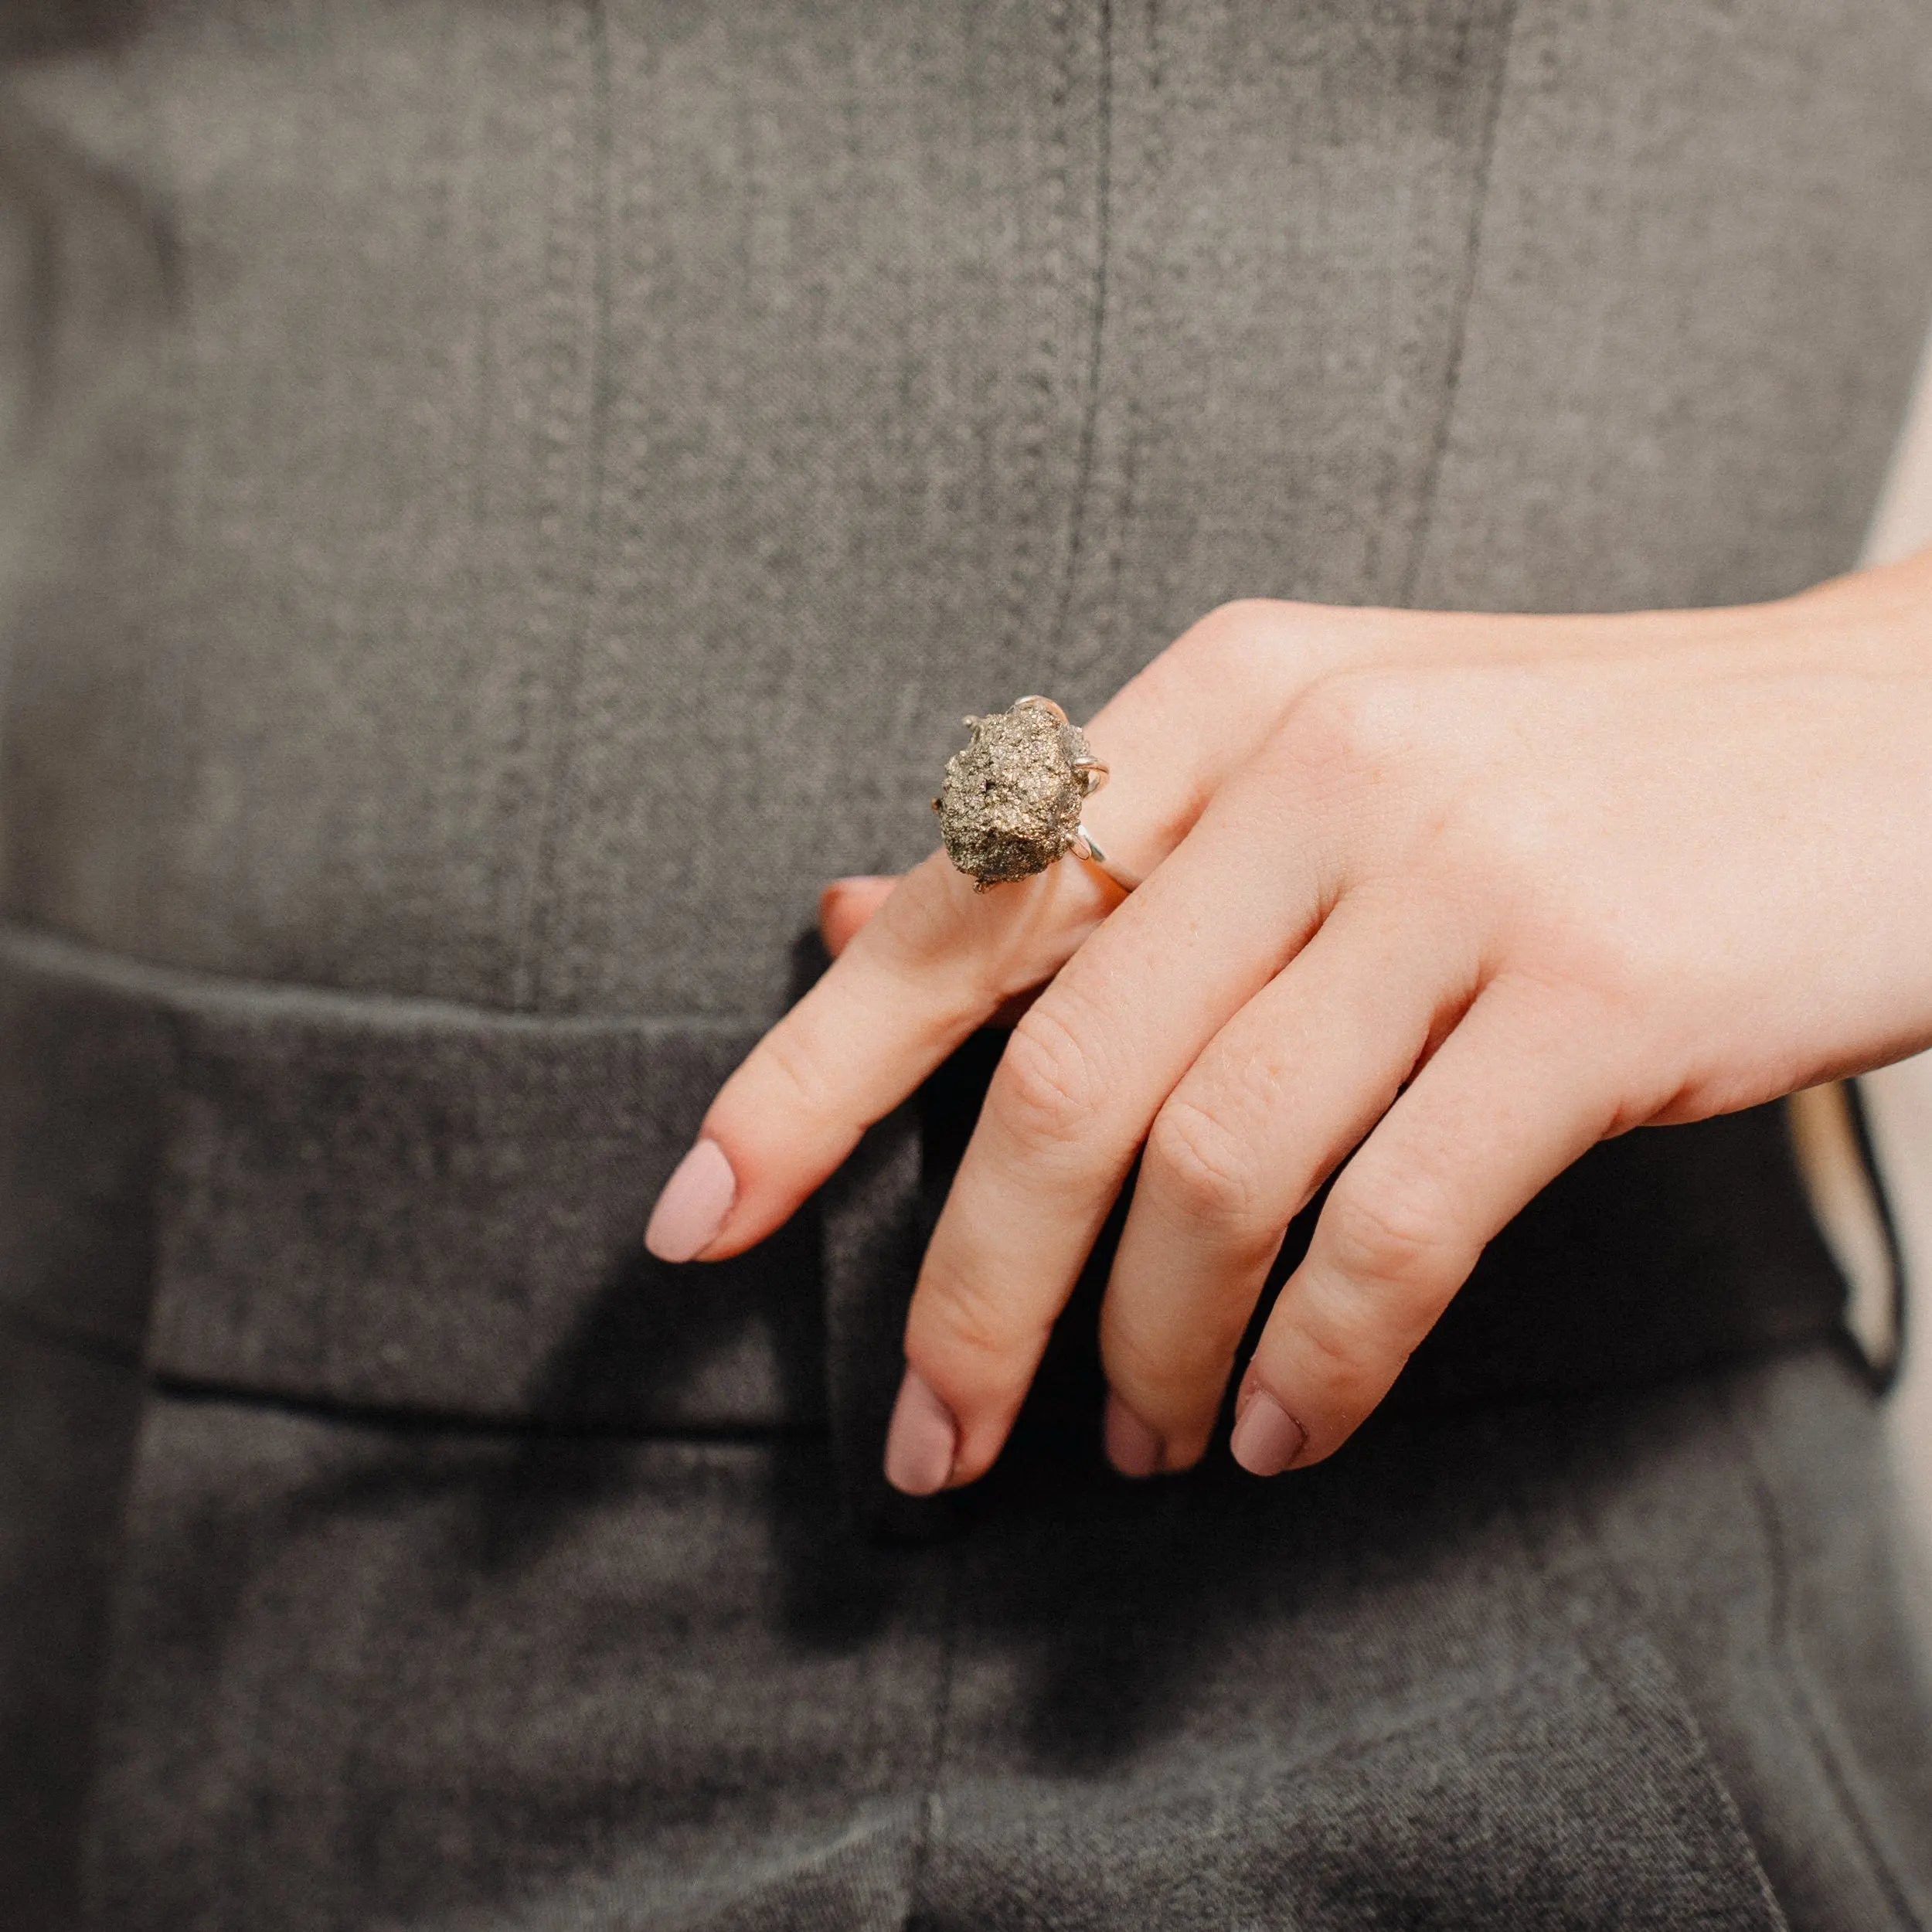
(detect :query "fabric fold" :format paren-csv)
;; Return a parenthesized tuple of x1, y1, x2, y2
(0, 923, 825, 1433)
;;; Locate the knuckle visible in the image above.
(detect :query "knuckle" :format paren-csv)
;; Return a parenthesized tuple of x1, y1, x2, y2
(1429, 784, 1569, 917)
(1145, 1097, 1264, 1230)
(1540, 924, 1659, 1023)
(1277, 670, 1417, 787)
(1321, 1173, 1448, 1290)
(992, 1005, 1104, 1155)
(753, 1017, 830, 1117)
(911, 1257, 1046, 1378)
(1172, 598, 1274, 672)
(1106, 1304, 1222, 1395)
(872, 852, 971, 965)
(1283, 1274, 1408, 1413)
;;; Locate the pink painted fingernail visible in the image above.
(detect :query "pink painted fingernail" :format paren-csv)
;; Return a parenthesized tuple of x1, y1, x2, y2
(883, 1367, 957, 1496)
(1104, 1391, 1165, 1478)
(1230, 1389, 1308, 1477)
(645, 1138, 736, 1262)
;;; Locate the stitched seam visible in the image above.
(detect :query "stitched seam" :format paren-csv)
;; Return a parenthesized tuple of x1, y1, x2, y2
(902, 1543, 962, 1932)
(496, 0, 592, 1006)
(1500, 1403, 1793, 1927)
(1577, 1636, 1792, 1928)
(508, 0, 614, 1012)
(995, 2, 1077, 679)
(1047, 0, 1115, 664)
(1073, 0, 1158, 686)
(1725, 1380, 1927, 1932)
(0, 910, 787, 1028)
(1396, 0, 1523, 610)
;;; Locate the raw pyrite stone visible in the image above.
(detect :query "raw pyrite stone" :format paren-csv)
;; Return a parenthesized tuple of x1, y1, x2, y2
(934, 698, 1098, 888)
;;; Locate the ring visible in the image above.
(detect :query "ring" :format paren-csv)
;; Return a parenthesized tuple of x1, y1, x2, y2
(932, 695, 1138, 893)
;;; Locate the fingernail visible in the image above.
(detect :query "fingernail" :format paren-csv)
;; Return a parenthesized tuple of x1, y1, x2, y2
(644, 1138, 736, 1263)
(1103, 1391, 1165, 1478)
(883, 1366, 957, 1496)
(1230, 1389, 1308, 1477)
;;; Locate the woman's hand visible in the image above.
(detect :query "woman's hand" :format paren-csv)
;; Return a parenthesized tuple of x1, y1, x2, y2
(645, 554, 1932, 1492)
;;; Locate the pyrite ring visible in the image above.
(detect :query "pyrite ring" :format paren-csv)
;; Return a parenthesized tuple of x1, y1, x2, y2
(932, 696, 1138, 893)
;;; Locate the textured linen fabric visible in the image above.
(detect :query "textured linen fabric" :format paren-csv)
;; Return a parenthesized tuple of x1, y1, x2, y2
(75, 1354, 1932, 1930)
(4, 0, 1932, 1017)
(0, 923, 1849, 1439)
(3, 1, 1932, 1927)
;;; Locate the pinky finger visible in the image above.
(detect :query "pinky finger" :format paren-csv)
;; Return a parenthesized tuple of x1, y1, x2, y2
(1233, 978, 1624, 1475)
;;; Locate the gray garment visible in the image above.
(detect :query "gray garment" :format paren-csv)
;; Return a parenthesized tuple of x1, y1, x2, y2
(5, 0, 1932, 1015)
(2, 913, 1925, 1927)
(75, 1349, 1932, 1931)
(3, 0, 1932, 1927)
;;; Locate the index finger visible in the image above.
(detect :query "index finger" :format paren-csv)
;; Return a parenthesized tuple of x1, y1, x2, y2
(645, 606, 1325, 1264)
(658, 846, 1122, 1261)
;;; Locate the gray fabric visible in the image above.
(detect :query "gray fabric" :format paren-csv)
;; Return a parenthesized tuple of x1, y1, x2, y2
(0, 1326, 142, 1932)
(1585, 1353, 1932, 1932)
(0, 923, 822, 1432)
(0, 928, 173, 1363)
(0, 917, 1849, 1437)
(1410, 0, 1932, 611)
(79, 1350, 1932, 1930)
(2, 0, 1930, 1018)
(2, 2, 1932, 1927)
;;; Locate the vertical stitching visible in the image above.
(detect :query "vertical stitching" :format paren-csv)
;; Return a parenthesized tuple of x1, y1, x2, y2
(507, 0, 614, 1011)
(1573, 1634, 1794, 1930)
(1396, 0, 1522, 611)
(996, 1, 1078, 684)
(1511, 1412, 1794, 1929)
(1046, 0, 1115, 665)
(498, 0, 587, 1005)
(1073, 0, 1160, 686)
(901, 1543, 962, 1932)
(1725, 1379, 1927, 1932)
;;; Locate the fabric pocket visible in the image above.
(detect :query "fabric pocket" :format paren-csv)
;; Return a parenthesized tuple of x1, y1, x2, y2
(920, 1632, 1789, 1931)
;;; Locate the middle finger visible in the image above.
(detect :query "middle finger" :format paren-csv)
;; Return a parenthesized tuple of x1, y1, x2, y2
(894, 755, 1339, 1489)
(1098, 889, 1475, 1474)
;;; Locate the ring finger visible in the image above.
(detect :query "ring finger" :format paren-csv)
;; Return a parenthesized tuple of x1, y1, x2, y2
(889, 747, 1348, 1492)
(1097, 891, 1477, 1474)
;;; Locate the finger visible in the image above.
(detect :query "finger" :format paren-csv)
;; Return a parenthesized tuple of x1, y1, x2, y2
(1097, 891, 1473, 1475)
(892, 745, 1339, 1491)
(822, 874, 1036, 1026)
(819, 876, 899, 957)
(662, 616, 1328, 1268)
(1230, 978, 1622, 1475)
(668, 847, 1114, 1261)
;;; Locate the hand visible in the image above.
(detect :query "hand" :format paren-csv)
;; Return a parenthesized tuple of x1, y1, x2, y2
(645, 554, 1932, 1492)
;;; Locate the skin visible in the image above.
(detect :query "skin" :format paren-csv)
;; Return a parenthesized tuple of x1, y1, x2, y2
(657, 548, 1932, 1489)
